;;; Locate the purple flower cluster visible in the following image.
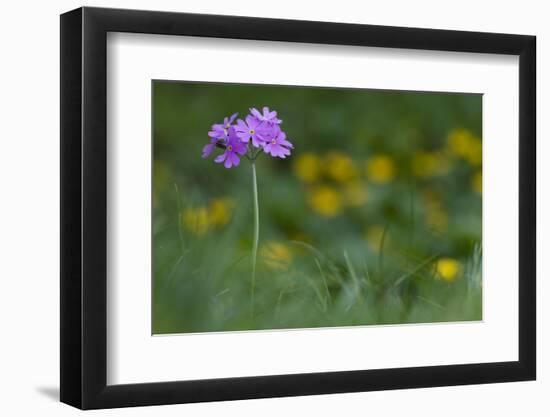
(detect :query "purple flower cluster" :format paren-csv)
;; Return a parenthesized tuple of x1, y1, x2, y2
(202, 107, 294, 168)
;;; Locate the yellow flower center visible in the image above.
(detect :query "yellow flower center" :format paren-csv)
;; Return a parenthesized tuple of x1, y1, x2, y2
(271, 139, 276, 144)
(227, 145, 233, 151)
(249, 129, 254, 134)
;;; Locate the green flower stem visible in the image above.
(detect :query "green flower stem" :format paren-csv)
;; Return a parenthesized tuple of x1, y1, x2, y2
(251, 161, 260, 317)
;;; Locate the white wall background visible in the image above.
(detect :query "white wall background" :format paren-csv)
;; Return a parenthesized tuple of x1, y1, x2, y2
(0, 0, 545, 415)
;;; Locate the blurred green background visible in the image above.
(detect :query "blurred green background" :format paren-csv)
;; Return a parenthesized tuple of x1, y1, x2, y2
(152, 80, 482, 334)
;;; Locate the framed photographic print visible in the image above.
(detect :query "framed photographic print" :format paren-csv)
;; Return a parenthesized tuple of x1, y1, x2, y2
(60, 6, 536, 409)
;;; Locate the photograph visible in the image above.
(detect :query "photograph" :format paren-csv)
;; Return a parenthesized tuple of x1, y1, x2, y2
(1, 0, 543, 414)
(152, 80, 483, 334)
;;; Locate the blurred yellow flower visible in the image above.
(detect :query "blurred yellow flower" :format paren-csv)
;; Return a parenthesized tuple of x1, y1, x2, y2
(325, 152, 358, 183)
(209, 198, 235, 226)
(447, 128, 470, 154)
(465, 140, 482, 166)
(343, 181, 368, 206)
(260, 241, 293, 270)
(365, 225, 388, 252)
(182, 207, 210, 236)
(447, 128, 482, 166)
(436, 258, 461, 282)
(308, 185, 343, 217)
(472, 170, 482, 195)
(422, 190, 448, 233)
(411, 151, 451, 178)
(426, 209, 448, 233)
(366, 155, 396, 183)
(293, 153, 323, 183)
(182, 198, 235, 235)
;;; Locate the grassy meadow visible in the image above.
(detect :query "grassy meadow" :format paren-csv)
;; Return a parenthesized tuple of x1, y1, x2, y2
(152, 81, 482, 334)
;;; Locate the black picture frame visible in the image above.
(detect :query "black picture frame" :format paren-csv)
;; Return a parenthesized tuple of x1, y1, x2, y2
(60, 6, 536, 410)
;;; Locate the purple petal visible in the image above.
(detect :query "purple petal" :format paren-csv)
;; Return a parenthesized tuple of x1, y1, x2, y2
(266, 144, 291, 158)
(230, 152, 240, 167)
(228, 112, 238, 124)
(234, 141, 247, 155)
(235, 119, 248, 132)
(250, 108, 262, 119)
(280, 146, 291, 156)
(214, 153, 226, 164)
(208, 131, 221, 138)
(202, 143, 216, 158)
(264, 107, 277, 119)
(227, 127, 239, 140)
(251, 135, 265, 148)
(280, 138, 294, 149)
(256, 128, 275, 143)
(238, 133, 251, 143)
(223, 152, 239, 168)
(274, 148, 287, 158)
(246, 114, 260, 128)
